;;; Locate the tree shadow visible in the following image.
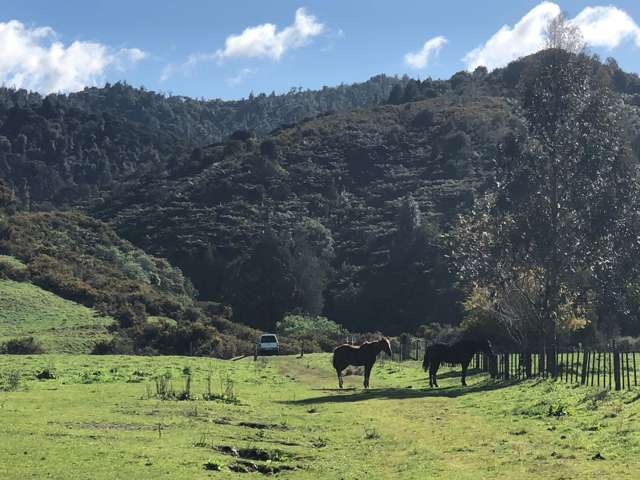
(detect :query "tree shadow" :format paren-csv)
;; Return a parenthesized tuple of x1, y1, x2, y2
(284, 380, 514, 405)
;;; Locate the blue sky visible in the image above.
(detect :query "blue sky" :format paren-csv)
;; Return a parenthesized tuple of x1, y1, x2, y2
(1, 1, 640, 99)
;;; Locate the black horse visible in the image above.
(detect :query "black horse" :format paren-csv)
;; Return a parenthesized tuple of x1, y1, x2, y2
(332, 338, 392, 389)
(422, 339, 494, 387)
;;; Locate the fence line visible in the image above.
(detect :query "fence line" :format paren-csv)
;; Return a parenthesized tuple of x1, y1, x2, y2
(384, 340, 639, 391)
(470, 350, 639, 391)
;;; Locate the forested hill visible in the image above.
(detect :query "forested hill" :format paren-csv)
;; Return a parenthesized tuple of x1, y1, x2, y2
(96, 95, 517, 334)
(3, 52, 640, 338)
(91, 53, 640, 335)
(0, 74, 404, 207)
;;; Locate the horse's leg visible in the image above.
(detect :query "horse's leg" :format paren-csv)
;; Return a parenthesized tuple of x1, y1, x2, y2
(336, 368, 343, 389)
(430, 361, 440, 388)
(461, 359, 470, 386)
(364, 363, 372, 389)
(428, 362, 434, 388)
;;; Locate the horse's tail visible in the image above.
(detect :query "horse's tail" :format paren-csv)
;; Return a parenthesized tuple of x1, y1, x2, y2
(332, 347, 340, 369)
(332, 344, 348, 369)
(422, 346, 430, 371)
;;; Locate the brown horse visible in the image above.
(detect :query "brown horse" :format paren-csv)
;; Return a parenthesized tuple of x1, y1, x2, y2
(332, 338, 392, 389)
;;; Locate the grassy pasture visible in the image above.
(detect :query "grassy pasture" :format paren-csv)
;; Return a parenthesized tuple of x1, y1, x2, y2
(0, 279, 113, 353)
(0, 353, 639, 479)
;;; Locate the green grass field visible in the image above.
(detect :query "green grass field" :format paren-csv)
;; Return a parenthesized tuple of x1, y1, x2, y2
(1, 353, 639, 479)
(0, 279, 113, 353)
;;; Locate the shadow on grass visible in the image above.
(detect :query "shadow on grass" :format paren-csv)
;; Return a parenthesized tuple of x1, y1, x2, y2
(283, 380, 515, 405)
(428, 368, 484, 380)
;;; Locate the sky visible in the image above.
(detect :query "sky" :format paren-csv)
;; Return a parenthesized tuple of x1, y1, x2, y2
(1, 1, 640, 100)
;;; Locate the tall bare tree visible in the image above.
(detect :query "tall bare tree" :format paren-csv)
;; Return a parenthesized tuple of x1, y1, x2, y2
(452, 19, 640, 366)
(544, 13, 585, 53)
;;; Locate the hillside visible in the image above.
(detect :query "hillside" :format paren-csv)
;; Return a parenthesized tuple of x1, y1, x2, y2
(0, 75, 404, 207)
(89, 53, 640, 335)
(2, 52, 640, 338)
(96, 95, 519, 332)
(0, 275, 113, 353)
(0, 208, 261, 356)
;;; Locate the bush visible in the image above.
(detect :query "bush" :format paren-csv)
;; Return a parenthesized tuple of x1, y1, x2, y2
(229, 129, 254, 142)
(260, 139, 279, 157)
(1, 337, 44, 354)
(411, 109, 434, 129)
(276, 315, 348, 352)
(91, 334, 134, 355)
(0, 369, 21, 391)
(0, 255, 29, 281)
(416, 323, 464, 344)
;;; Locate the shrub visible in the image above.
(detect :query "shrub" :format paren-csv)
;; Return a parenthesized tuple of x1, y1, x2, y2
(411, 109, 434, 129)
(229, 129, 254, 142)
(0, 255, 29, 281)
(35, 359, 56, 379)
(0, 369, 21, 391)
(1, 337, 44, 354)
(91, 340, 113, 355)
(416, 323, 464, 344)
(91, 333, 134, 355)
(152, 372, 175, 400)
(260, 139, 279, 157)
(276, 314, 348, 352)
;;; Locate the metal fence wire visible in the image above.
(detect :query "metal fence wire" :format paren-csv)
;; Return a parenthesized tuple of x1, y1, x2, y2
(384, 338, 638, 391)
(471, 350, 638, 391)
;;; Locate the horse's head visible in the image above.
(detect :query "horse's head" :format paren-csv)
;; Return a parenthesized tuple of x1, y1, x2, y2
(379, 338, 392, 356)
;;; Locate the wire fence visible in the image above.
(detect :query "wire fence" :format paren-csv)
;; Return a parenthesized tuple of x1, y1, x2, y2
(473, 350, 639, 391)
(378, 336, 639, 391)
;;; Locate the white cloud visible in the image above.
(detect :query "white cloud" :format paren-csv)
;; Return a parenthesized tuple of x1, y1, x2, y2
(160, 51, 217, 82)
(404, 35, 447, 69)
(0, 20, 146, 93)
(226, 67, 257, 86)
(464, 2, 640, 71)
(215, 8, 324, 61)
(463, 2, 560, 71)
(571, 6, 640, 48)
(121, 47, 148, 63)
(161, 8, 324, 82)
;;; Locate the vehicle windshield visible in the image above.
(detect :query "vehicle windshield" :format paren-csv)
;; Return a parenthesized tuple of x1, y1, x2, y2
(261, 335, 277, 343)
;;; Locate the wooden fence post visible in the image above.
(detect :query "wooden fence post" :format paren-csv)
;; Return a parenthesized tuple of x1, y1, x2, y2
(580, 351, 589, 385)
(522, 352, 530, 378)
(503, 353, 510, 381)
(489, 354, 497, 379)
(613, 344, 621, 391)
(626, 352, 631, 391)
(570, 351, 575, 383)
